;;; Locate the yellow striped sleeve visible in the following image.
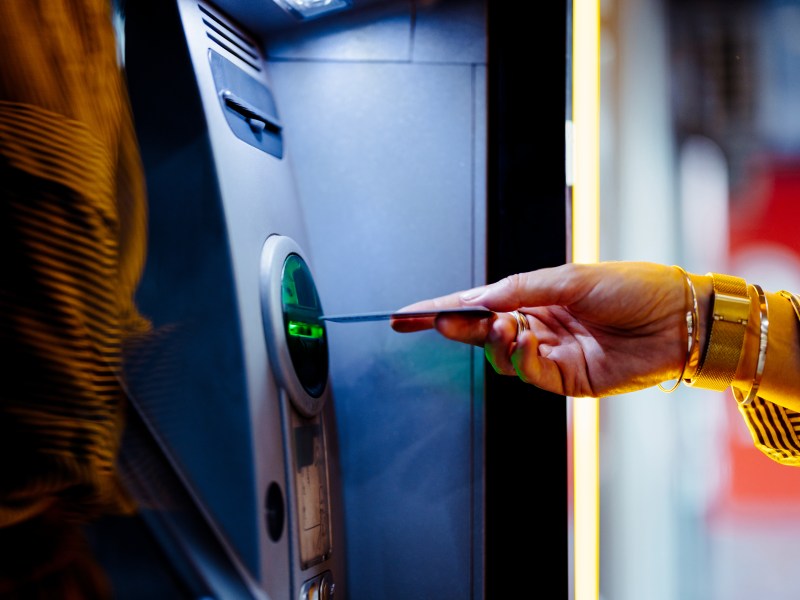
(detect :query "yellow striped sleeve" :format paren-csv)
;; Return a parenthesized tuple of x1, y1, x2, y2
(0, 0, 150, 527)
(0, 101, 146, 525)
(737, 290, 800, 466)
(738, 397, 800, 466)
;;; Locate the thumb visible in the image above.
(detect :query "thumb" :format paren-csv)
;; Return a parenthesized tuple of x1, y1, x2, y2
(460, 265, 577, 311)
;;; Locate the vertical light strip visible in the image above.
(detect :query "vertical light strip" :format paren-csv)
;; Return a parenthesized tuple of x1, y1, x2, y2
(572, 0, 600, 599)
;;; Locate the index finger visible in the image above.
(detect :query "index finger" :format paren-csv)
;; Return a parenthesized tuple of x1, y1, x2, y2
(433, 311, 497, 346)
(390, 288, 490, 333)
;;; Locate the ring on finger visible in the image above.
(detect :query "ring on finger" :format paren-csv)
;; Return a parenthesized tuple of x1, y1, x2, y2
(510, 310, 529, 339)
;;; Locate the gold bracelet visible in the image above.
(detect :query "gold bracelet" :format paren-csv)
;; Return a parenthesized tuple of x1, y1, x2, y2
(686, 273, 749, 391)
(658, 266, 697, 393)
(779, 290, 800, 321)
(681, 267, 701, 382)
(732, 284, 768, 406)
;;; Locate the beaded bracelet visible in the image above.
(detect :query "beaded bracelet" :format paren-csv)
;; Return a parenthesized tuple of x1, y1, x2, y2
(658, 265, 698, 393)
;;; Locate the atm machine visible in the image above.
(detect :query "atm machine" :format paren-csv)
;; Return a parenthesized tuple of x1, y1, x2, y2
(119, 1, 345, 598)
(111, 0, 500, 598)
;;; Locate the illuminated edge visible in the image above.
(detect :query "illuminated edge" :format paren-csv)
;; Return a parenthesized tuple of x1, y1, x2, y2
(572, 0, 601, 599)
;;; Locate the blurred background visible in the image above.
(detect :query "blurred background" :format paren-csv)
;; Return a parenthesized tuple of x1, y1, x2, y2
(593, 0, 800, 598)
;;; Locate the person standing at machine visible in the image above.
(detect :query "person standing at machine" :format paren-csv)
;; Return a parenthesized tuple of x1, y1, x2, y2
(392, 261, 800, 465)
(0, 0, 150, 596)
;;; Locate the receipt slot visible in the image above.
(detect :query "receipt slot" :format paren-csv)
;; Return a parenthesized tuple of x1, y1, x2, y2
(260, 235, 335, 576)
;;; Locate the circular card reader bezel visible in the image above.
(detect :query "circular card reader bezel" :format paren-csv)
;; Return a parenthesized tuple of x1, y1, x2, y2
(260, 235, 329, 417)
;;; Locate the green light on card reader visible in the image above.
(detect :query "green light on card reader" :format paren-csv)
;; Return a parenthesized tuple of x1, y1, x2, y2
(288, 320, 324, 339)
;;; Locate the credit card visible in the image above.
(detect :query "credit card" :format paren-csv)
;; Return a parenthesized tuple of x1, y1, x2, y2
(319, 307, 494, 323)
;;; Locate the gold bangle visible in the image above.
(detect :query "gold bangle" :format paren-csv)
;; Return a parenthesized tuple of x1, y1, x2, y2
(686, 273, 749, 391)
(680, 267, 701, 382)
(658, 266, 697, 393)
(732, 284, 768, 406)
(779, 290, 800, 321)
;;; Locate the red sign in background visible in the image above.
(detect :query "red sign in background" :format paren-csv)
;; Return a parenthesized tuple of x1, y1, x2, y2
(725, 157, 800, 514)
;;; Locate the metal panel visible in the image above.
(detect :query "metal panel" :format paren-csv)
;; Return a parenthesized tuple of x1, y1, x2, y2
(266, 1, 486, 595)
(266, 2, 413, 62)
(414, 0, 486, 64)
(123, 1, 347, 598)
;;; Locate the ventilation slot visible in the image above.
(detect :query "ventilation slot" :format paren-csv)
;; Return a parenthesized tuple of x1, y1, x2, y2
(198, 3, 261, 72)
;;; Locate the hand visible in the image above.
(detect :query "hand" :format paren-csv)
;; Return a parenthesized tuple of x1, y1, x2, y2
(391, 261, 690, 398)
